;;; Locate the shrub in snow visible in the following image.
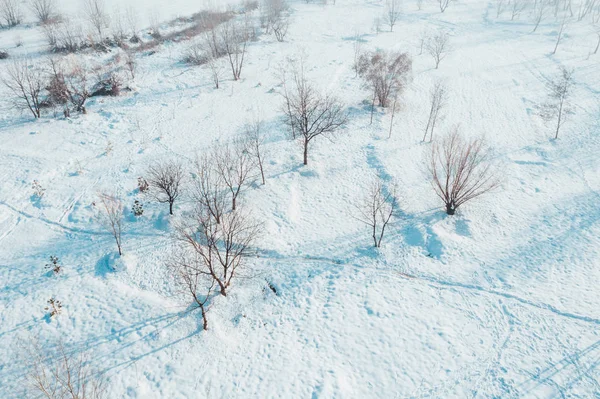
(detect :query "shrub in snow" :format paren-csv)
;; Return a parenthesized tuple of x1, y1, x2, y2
(0, 0, 22, 27)
(45, 255, 61, 275)
(45, 297, 62, 317)
(32, 180, 46, 199)
(354, 177, 396, 248)
(132, 200, 144, 217)
(97, 194, 124, 256)
(0, 49, 8, 59)
(137, 176, 149, 193)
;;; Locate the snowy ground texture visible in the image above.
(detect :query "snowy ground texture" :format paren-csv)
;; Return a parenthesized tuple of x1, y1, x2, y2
(1, 0, 600, 397)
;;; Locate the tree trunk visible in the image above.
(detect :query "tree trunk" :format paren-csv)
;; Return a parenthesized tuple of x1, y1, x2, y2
(446, 202, 456, 215)
(169, 201, 174, 215)
(232, 196, 236, 211)
(303, 140, 308, 165)
(201, 305, 208, 330)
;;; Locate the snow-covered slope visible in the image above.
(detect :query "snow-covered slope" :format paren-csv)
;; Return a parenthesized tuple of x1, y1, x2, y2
(1, 0, 600, 397)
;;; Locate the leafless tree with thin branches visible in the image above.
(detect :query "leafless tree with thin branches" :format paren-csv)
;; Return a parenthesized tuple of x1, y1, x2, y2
(533, 0, 547, 31)
(426, 30, 450, 69)
(0, 0, 22, 27)
(539, 66, 574, 139)
(215, 138, 255, 211)
(221, 17, 251, 80)
(177, 207, 261, 297)
(428, 128, 500, 215)
(97, 193, 124, 256)
(383, 0, 402, 31)
(354, 176, 396, 247)
(245, 118, 267, 185)
(29, 0, 57, 24)
(83, 0, 109, 39)
(281, 59, 348, 165)
(194, 154, 227, 224)
(439, 0, 451, 12)
(423, 80, 449, 142)
(552, 15, 568, 54)
(147, 161, 185, 215)
(206, 54, 225, 89)
(272, 15, 290, 41)
(510, 0, 527, 20)
(2, 59, 46, 119)
(25, 339, 107, 399)
(168, 248, 216, 330)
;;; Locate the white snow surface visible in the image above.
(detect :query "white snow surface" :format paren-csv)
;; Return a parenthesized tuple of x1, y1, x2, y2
(1, 0, 600, 398)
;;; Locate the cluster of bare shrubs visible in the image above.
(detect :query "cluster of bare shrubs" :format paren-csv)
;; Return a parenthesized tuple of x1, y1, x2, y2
(357, 50, 412, 121)
(0, 0, 22, 27)
(2, 55, 130, 119)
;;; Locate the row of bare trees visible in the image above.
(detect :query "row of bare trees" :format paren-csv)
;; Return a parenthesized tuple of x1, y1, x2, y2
(2, 54, 133, 119)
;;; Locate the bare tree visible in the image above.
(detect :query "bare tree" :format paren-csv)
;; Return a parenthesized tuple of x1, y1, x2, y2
(510, 0, 527, 20)
(29, 0, 57, 24)
(272, 16, 289, 41)
(168, 249, 215, 330)
(261, 0, 288, 33)
(177, 207, 261, 297)
(533, 0, 547, 31)
(428, 129, 500, 215)
(496, 0, 507, 17)
(125, 5, 140, 42)
(423, 80, 448, 142)
(194, 154, 227, 224)
(357, 50, 412, 121)
(245, 119, 267, 185)
(354, 177, 396, 247)
(416, 0, 424, 11)
(0, 0, 22, 27)
(540, 66, 574, 139)
(98, 193, 124, 256)
(147, 161, 185, 215)
(383, 0, 402, 32)
(426, 30, 450, 69)
(206, 54, 225, 89)
(418, 29, 429, 55)
(352, 29, 364, 77)
(83, 0, 109, 39)
(552, 15, 567, 54)
(282, 61, 348, 165)
(439, 0, 451, 12)
(124, 50, 136, 80)
(592, 25, 600, 55)
(26, 340, 106, 399)
(215, 138, 255, 211)
(221, 17, 251, 81)
(2, 59, 46, 119)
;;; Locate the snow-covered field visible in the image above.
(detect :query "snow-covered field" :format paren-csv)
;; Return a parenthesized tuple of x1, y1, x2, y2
(1, 0, 600, 397)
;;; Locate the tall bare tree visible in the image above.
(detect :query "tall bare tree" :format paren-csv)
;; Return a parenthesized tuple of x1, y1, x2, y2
(383, 0, 402, 32)
(215, 138, 255, 211)
(147, 161, 185, 215)
(194, 154, 227, 224)
(354, 177, 396, 247)
(423, 80, 448, 142)
(428, 129, 500, 215)
(177, 207, 261, 297)
(98, 193, 124, 256)
(426, 30, 450, 69)
(3, 59, 46, 119)
(0, 0, 22, 27)
(221, 17, 251, 81)
(533, 0, 547, 31)
(540, 66, 574, 139)
(439, 0, 451, 12)
(552, 15, 568, 54)
(26, 340, 106, 399)
(282, 61, 348, 165)
(245, 119, 267, 185)
(83, 0, 109, 39)
(29, 0, 57, 24)
(168, 249, 216, 330)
